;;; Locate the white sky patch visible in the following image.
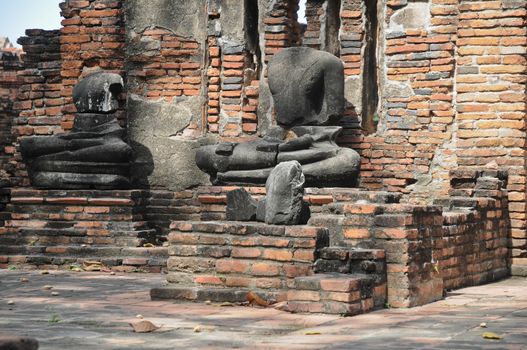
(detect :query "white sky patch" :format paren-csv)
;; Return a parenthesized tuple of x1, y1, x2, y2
(298, 0, 307, 24)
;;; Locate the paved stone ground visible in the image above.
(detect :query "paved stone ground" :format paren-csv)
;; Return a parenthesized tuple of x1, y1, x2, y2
(0, 270, 526, 350)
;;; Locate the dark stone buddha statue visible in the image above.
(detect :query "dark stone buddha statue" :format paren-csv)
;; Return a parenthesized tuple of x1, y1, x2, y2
(20, 72, 133, 189)
(196, 47, 361, 187)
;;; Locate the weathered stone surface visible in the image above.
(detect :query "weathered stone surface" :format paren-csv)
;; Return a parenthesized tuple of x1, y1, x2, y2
(226, 188, 258, 221)
(125, 0, 207, 42)
(128, 95, 209, 191)
(268, 47, 345, 127)
(0, 336, 39, 350)
(20, 73, 132, 189)
(72, 72, 124, 114)
(265, 161, 307, 225)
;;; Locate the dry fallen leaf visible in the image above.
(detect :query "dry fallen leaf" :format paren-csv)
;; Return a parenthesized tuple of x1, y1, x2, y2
(51, 292, 60, 296)
(43, 285, 53, 290)
(130, 320, 160, 333)
(193, 325, 202, 333)
(143, 243, 155, 248)
(305, 331, 322, 335)
(219, 302, 234, 307)
(7, 300, 15, 305)
(83, 260, 104, 271)
(41, 271, 49, 275)
(136, 314, 144, 319)
(480, 322, 487, 328)
(482, 332, 503, 340)
(247, 291, 271, 307)
(20, 277, 29, 283)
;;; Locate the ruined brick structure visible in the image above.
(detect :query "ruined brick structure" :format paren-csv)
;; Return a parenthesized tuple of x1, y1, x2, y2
(0, 0, 525, 313)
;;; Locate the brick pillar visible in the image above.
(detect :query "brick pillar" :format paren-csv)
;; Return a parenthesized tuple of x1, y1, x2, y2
(455, 0, 527, 275)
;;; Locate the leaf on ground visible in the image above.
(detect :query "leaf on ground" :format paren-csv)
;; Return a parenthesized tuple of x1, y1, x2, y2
(192, 325, 214, 333)
(83, 261, 104, 272)
(305, 331, 322, 335)
(480, 322, 487, 328)
(130, 320, 160, 333)
(482, 332, 503, 340)
(69, 265, 83, 272)
(247, 291, 272, 307)
(7, 300, 15, 305)
(19, 277, 29, 283)
(219, 302, 234, 307)
(42, 285, 53, 290)
(40, 270, 49, 275)
(51, 292, 60, 296)
(49, 314, 61, 323)
(143, 243, 155, 248)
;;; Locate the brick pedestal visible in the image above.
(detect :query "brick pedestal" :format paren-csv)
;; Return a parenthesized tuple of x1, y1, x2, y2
(0, 188, 167, 272)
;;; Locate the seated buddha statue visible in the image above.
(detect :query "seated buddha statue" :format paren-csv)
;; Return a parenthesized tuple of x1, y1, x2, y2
(196, 47, 360, 187)
(20, 72, 133, 189)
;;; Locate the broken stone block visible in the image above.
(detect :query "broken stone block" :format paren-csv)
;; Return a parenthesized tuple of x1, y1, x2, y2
(264, 161, 307, 225)
(226, 188, 258, 221)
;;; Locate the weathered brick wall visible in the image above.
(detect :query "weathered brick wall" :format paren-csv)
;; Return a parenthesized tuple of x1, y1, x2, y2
(60, 0, 126, 127)
(0, 49, 22, 179)
(370, 0, 526, 271)
(11, 30, 62, 187)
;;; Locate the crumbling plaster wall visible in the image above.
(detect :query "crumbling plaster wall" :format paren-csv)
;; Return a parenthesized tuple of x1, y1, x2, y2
(124, 0, 209, 191)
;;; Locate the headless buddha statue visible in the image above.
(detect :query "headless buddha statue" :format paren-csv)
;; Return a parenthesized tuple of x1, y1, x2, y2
(20, 72, 133, 189)
(196, 47, 360, 187)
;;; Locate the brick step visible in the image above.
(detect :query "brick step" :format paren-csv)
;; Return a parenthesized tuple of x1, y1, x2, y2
(151, 272, 387, 316)
(0, 245, 168, 258)
(314, 247, 386, 278)
(1, 255, 167, 273)
(0, 228, 158, 247)
(309, 213, 376, 247)
(151, 286, 260, 303)
(285, 273, 385, 315)
(305, 188, 402, 204)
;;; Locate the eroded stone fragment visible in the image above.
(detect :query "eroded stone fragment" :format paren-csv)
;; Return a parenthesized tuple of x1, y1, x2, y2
(265, 161, 306, 225)
(226, 188, 258, 221)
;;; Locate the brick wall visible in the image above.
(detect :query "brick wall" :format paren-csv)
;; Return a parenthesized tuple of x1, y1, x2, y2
(0, 48, 22, 180)
(11, 30, 62, 187)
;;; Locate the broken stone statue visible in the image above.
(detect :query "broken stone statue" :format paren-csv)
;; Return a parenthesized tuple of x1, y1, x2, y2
(226, 161, 310, 225)
(20, 72, 133, 189)
(196, 47, 360, 187)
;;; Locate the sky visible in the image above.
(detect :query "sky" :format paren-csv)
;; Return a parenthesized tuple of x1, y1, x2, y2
(0, 0, 306, 47)
(0, 0, 63, 47)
